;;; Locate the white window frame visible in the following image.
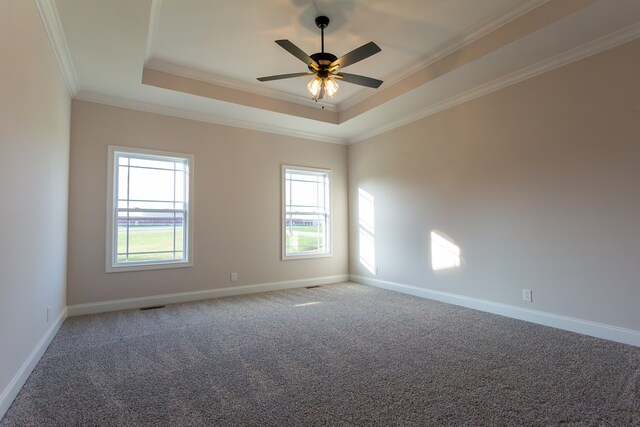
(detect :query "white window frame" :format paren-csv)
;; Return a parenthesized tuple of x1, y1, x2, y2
(282, 165, 332, 260)
(106, 145, 194, 273)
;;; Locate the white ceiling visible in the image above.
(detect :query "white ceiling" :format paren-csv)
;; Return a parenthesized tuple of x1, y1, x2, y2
(52, 0, 640, 143)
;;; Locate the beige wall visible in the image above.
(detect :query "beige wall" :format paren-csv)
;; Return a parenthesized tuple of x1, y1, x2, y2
(349, 39, 640, 331)
(67, 101, 348, 305)
(0, 0, 70, 406)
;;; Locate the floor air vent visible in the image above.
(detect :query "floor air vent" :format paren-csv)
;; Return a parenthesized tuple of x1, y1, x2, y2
(305, 285, 321, 289)
(140, 305, 165, 311)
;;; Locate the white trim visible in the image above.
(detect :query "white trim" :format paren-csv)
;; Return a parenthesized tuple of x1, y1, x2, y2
(34, 0, 79, 96)
(281, 165, 332, 260)
(350, 275, 640, 348)
(336, 0, 550, 112)
(348, 21, 640, 144)
(105, 145, 195, 273)
(67, 275, 349, 316)
(0, 308, 67, 420)
(144, 0, 163, 63)
(74, 91, 347, 145)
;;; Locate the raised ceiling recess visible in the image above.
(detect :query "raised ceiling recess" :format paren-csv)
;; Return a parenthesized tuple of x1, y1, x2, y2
(50, 0, 640, 143)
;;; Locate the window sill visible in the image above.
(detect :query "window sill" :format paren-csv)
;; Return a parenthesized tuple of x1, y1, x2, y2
(106, 260, 192, 273)
(282, 253, 332, 261)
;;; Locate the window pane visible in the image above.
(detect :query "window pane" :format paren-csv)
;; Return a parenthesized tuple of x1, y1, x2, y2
(288, 171, 322, 182)
(129, 157, 176, 170)
(124, 210, 181, 226)
(128, 167, 174, 202)
(117, 166, 128, 200)
(128, 223, 174, 256)
(174, 226, 184, 252)
(285, 220, 325, 253)
(127, 200, 176, 210)
(127, 251, 177, 262)
(117, 212, 185, 262)
(117, 223, 128, 257)
(289, 180, 319, 207)
(174, 212, 184, 251)
(175, 172, 185, 202)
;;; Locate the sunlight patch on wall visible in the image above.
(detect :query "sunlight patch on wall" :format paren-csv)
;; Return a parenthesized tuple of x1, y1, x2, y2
(359, 188, 376, 275)
(430, 230, 461, 271)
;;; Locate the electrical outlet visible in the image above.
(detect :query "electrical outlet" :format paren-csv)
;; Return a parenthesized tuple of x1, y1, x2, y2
(230, 272, 237, 282)
(46, 306, 50, 322)
(522, 289, 532, 302)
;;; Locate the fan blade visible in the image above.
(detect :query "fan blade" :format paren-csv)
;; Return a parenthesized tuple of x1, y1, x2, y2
(330, 41, 381, 70)
(275, 40, 318, 68)
(257, 72, 313, 82)
(335, 72, 383, 88)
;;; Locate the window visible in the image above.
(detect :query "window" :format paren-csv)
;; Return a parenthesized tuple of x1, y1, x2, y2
(282, 165, 331, 259)
(106, 146, 193, 272)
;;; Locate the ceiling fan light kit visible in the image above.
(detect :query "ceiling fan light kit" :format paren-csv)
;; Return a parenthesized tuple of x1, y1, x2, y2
(257, 15, 383, 102)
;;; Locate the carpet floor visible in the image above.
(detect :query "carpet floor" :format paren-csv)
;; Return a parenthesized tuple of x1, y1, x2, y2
(2, 282, 639, 426)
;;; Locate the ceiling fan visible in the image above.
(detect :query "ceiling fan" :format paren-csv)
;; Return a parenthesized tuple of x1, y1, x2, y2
(257, 16, 383, 101)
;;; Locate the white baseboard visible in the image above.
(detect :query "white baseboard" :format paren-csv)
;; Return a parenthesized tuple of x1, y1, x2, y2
(68, 275, 349, 317)
(351, 275, 640, 348)
(0, 307, 67, 420)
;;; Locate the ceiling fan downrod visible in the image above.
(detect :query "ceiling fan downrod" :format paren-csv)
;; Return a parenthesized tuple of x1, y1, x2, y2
(308, 16, 337, 77)
(315, 16, 330, 53)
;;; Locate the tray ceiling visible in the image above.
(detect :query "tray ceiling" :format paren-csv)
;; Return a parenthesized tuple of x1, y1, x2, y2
(51, 0, 640, 143)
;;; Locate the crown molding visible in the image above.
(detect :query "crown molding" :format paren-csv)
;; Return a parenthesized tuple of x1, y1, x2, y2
(144, 0, 163, 62)
(337, 0, 551, 112)
(72, 20, 640, 147)
(348, 21, 640, 144)
(145, 59, 338, 113)
(34, 0, 79, 96)
(74, 91, 347, 145)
